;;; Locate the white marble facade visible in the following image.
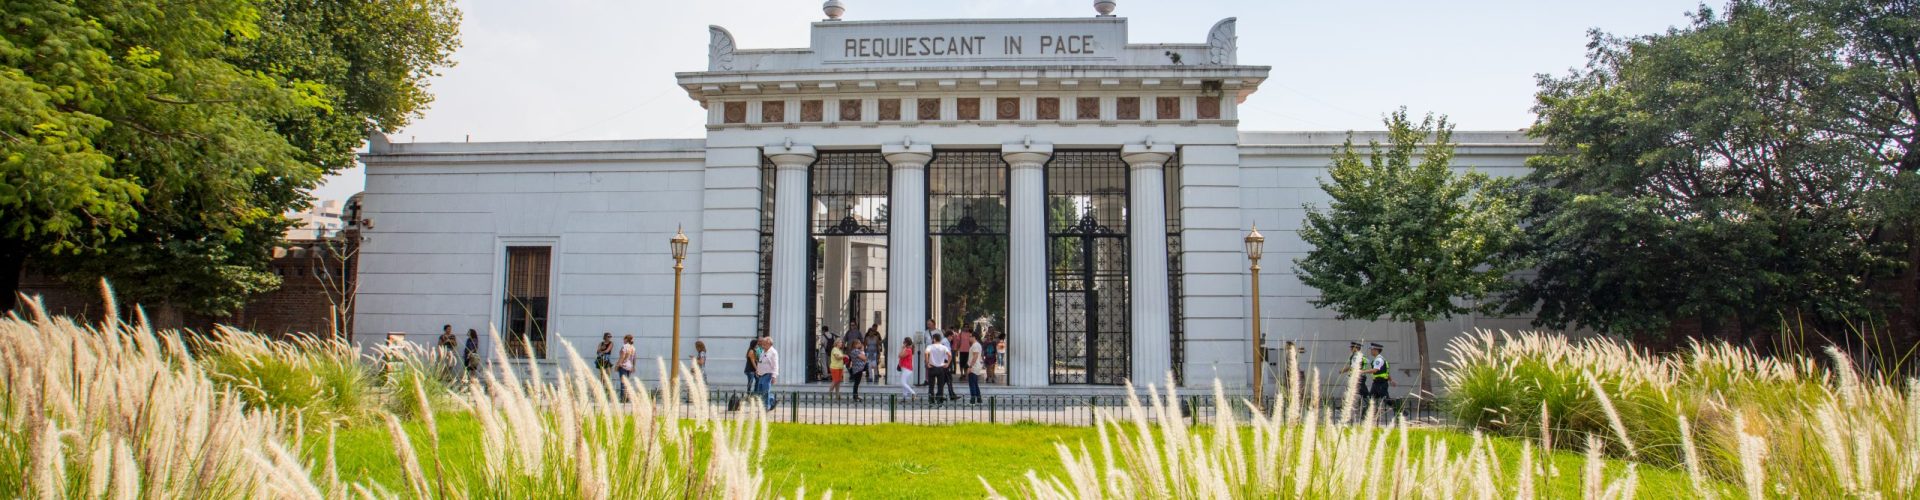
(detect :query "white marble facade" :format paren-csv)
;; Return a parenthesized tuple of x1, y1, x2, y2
(354, 14, 1546, 389)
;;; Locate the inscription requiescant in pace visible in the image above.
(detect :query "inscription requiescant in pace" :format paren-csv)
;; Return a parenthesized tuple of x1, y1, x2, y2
(842, 34, 1100, 59)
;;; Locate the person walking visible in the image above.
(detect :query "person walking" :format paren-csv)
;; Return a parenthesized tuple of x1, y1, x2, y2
(743, 337, 760, 388)
(926, 333, 953, 404)
(615, 335, 637, 401)
(953, 328, 974, 378)
(966, 335, 985, 404)
(754, 337, 780, 411)
(693, 341, 709, 381)
(1361, 343, 1391, 408)
(848, 340, 869, 401)
(1340, 342, 1369, 400)
(828, 339, 848, 398)
(463, 329, 481, 378)
(982, 331, 1000, 383)
(863, 328, 883, 383)
(595, 333, 616, 372)
(916, 320, 935, 386)
(897, 338, 917, 397)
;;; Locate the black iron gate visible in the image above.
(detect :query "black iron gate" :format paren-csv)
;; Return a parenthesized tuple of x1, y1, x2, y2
(1046, 151, 1130, 385)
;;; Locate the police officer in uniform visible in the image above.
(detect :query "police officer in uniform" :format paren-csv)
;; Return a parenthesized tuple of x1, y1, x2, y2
(1339, 341, 1369, 399)
(1360, 343, 1391, 405)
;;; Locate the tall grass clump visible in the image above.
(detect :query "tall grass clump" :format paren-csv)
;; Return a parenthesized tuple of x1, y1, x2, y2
(398, 332, 787, 498)
(195, 326, 381, 427)
(2, 286, 793, 498)
(1440, 329, 1918, 498)
(992, 355, 1643, 499)
(0, 293, 336, 497)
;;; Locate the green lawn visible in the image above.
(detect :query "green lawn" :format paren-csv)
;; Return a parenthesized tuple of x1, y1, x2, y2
(321, 413, 1695, 498)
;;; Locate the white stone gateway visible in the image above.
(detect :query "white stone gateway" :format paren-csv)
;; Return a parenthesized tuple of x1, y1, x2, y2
(354, 12, 1546, 392)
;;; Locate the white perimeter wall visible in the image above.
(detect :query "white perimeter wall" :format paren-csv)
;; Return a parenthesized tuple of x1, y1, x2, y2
(354, 139, 708, 376)
(1234, 131, 1547, 393)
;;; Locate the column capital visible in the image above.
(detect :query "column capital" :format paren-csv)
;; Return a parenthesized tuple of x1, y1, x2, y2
(1001, 142, 1054, 168)
(765, 142, 817, 170)
(882, 143, 933, 170)
(1121, 143, 1177, 170)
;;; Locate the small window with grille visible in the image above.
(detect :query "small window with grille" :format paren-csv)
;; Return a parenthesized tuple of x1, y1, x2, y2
(503, 246, 551, 359)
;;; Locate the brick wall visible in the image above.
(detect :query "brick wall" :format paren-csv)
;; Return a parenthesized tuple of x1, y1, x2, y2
(14, 233, 357, 338)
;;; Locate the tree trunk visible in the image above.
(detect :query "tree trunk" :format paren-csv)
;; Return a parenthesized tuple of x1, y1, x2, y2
(1414, 319, 1433, 397)
(0, 238, 25, 314)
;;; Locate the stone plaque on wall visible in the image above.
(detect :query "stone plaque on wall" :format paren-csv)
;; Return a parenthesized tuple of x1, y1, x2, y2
(724, 102, 746, 124)
(1197, 96, 1221, 119)
(1116, 97, 1139, 120)
(1156, 97, 1180, 120)
(762, 101, 785, 123)
(957, 98, 980, 120)
(879, 99, 901, 121)
(918, 98, 941, 121)
(1037, 97, 1060, 120)
(801, 100, 824, 122)
(996, 97, 1019, 120)
(1077, 97, 1100, 120)
(840, 99, 863, 121)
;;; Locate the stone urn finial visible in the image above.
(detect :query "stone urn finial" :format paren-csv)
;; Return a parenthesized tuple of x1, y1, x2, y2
(1094, 0, 1116, 16)
(823, 0, 845, 21)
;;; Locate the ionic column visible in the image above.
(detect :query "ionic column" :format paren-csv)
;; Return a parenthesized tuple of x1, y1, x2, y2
(1123, 143, 1176, 386)
(1004, 142, 1053, 387)
(766, 143, 817, 383)
(884, 143, 932, 364)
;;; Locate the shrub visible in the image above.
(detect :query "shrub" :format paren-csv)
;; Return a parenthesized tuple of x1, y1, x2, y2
(194, 327, 379, 427)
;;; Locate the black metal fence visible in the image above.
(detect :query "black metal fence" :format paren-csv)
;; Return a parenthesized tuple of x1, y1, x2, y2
(693, 390, 1438, 426)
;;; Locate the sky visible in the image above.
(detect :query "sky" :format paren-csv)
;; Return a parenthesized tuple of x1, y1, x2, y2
(312, 0, 1707, 203)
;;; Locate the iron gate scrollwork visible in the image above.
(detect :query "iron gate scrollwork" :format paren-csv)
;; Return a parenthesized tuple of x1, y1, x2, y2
(1047, 151, 1131, 385)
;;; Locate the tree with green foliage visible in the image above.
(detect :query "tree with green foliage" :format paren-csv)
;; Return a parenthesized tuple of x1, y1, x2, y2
(1511, 0, 1917, 349)
(0, 0, 459, 314)
(936, 198, 1009, 327)
(1294, 109, 1527, 395)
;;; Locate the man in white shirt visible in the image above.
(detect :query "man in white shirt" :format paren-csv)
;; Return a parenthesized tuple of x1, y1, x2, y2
(925, 333, 953, 404)
(914, 319, 935, 386)
(754, 336, 780, 411)
(1360, 343, 1390, 406)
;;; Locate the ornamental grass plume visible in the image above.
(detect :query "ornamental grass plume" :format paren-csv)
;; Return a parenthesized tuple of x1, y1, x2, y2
(992, 361, 1639, 498)
(1, 290, 331, 497)
(2, 286, 795, 499)
(1441, 329, 1920, 498)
